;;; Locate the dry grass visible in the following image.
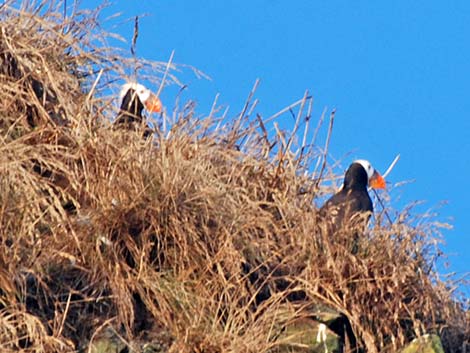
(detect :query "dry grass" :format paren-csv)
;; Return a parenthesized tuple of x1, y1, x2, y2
(0, 1, 468, 353)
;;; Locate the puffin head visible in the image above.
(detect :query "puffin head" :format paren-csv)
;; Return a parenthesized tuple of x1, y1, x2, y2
(344, 159, 386, 190)
(119, 82, 162, 113)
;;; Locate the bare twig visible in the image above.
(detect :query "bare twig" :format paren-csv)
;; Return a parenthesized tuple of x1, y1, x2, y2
(236, 79, 260, 127)
(264, 96, 312, 124)
(372, 154, 400, 226)
(131, 16, 139, 56)
(383, 154, 400, 179)
(156, 50, 175, 99)
(298, 94, 314, 164)
(285, 90, 309, 154)
(314, 108, 336, 189)
(86, 68, 103, 104)
(208, 93, 220, 121)
(372, 188, 394, 225)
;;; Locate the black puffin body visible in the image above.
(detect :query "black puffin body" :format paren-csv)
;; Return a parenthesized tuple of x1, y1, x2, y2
(317, 160, 385, 349)
(115, 87, 145, 125)
(114, 83, 162, 136)
(320, 160, 385, 233)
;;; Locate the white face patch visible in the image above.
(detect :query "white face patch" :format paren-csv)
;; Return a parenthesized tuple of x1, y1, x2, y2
(119, 82, 151, 103)
(354, 159, 375, 180)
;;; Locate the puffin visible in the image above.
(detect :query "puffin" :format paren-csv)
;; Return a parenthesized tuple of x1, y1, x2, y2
(320, 159, 386, 234)
(114, 82, 162, 136)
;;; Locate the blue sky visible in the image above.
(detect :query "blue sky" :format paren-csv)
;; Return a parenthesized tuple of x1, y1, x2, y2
(84, 1, 469, 293)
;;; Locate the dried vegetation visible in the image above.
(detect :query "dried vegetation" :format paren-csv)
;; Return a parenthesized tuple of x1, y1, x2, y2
(0, 1, 468, 352)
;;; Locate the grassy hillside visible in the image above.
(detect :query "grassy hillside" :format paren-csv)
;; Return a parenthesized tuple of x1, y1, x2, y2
(0, 1, 468, 352)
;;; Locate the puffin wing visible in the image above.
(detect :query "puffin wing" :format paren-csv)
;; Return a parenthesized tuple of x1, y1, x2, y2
(320, 189, 372, 233)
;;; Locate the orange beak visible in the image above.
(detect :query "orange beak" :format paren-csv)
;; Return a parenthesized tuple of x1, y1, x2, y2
(144, 93, 162, 113)
(369, 171, 386, 189)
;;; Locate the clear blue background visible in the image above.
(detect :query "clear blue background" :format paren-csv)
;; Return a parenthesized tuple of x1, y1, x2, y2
(83, 1, 469, 295)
